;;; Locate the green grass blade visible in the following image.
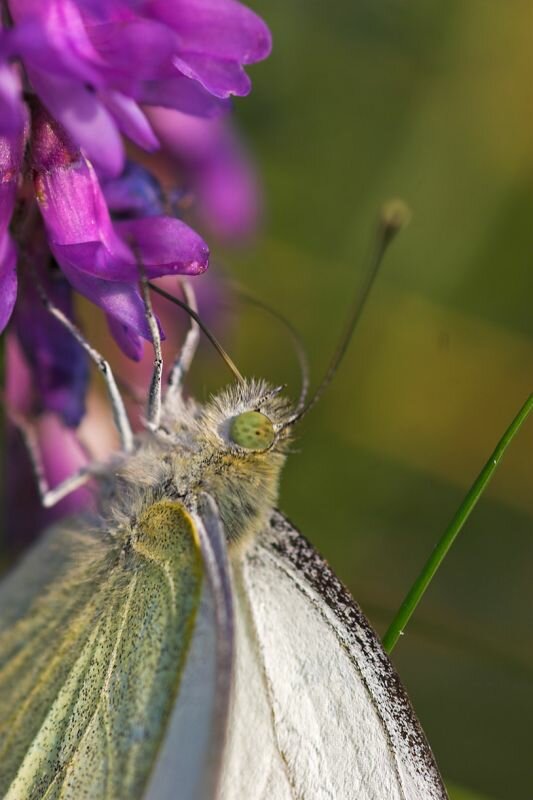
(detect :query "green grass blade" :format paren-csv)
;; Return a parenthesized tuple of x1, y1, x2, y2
(447, 782, 495, 800)
(383, 392, 533, 653)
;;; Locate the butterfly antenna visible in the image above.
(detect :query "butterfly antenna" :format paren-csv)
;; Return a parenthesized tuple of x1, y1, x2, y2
(229, 282, 310, 412)
(283, 199, 411, 428)
(148, 282, 245, 384)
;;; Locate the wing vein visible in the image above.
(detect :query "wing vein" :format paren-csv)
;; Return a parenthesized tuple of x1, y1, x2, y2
(235, 559, 303, 800)
(49, 574, 139, 795)
(260, 546, 408, 800)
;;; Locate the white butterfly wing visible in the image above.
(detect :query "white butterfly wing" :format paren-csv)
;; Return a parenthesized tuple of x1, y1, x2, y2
(220, 511, 447, 800)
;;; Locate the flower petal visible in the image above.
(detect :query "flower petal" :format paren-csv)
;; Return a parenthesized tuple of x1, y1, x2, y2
(32, 122, 132, 278)
(0, 128, 24, 237)
(56, 258, 152, 341)
(30, 68, 124, 175)
(84, 16, 178, 89)
(147, 107, 260, 240)
(0, 61, 25, 135)
(14, 272, 90, 427)
(33, 118, 209, 284)
(0, 234, 18, 333)
(101, 90, 159, 151)
(195, 137, 259, 240)
(106, 314, 144, 361)
(7, 0, 104, 84)
(114, 215, 209, 277)
(35, 158, 135, 281)
(50, 240, 133, 281)
(174, 54, 251, 98)
(146, 0, 272, 65)
(139, 73, 229, 117)
(146, 105, 223, 160)
(103, 161, 165, 218)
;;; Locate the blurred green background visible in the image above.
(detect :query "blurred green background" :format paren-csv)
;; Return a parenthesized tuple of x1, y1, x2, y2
(218, 1, 531, 798)
(3, 1, 531, 799)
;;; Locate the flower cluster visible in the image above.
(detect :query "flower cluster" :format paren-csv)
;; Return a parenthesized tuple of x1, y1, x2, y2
(0, 0, 271, 426)
(0, 0, 271, 173)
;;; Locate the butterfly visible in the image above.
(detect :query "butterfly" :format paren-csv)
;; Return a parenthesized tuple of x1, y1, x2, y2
(0, 209, 448, 799)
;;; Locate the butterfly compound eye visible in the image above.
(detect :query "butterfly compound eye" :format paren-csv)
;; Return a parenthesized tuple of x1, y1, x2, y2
(229, 411, 276, 451)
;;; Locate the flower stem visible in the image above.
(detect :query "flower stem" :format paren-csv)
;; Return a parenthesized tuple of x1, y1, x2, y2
(382, 392, 533, 654)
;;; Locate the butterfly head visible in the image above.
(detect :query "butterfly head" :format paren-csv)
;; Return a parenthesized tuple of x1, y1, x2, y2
(190, 379, 294, 544)
(196, 379, 294, 455)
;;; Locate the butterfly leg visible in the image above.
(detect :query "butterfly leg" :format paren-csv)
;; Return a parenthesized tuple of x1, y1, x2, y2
(164, 280, 200, 406)
(8, 410, 98, 507)
(36, 288, 134, 453)
(139, 272, 163, 430)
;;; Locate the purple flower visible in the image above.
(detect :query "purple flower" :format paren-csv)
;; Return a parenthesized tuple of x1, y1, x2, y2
(0, 0, 272, 174)
(13, 267, 90, 427)
(143, 0, 271, 98)
(148, 106, 261, 241)
(0, 0, 272, 359)
(0, 127, 24, 330)
(0, 101, 210, 362)
(32, 110, 210, 356)
(0, 232, 17, 330)
(103, 161, 167, 219)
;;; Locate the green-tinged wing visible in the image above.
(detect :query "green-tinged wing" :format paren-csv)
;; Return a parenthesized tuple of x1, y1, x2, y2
(0, 501, 203, 799)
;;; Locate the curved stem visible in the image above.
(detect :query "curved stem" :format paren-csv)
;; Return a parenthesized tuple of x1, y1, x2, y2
(382, 392, 533, 654)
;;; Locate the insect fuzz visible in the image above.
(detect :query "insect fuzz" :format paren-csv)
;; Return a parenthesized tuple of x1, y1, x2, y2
(101, 379, 294, 549)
